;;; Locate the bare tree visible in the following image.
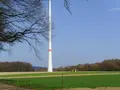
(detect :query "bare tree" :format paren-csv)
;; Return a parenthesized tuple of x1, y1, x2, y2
(0, 0, 49, 58)
(0, 0, 72, 58)
(64, 0, 72, 14)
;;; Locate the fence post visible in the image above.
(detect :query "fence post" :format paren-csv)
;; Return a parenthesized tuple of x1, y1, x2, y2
(29, 80, 31, 86)
(16, 80, 18, 85)
(61, 73, 64, 89)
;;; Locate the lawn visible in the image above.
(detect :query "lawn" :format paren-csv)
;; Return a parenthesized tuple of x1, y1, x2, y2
(0, 71, 120, 77)
(1, 74, 120, 90)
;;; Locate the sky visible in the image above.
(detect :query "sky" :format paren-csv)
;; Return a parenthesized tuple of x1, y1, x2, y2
(1, 0, 120, 68)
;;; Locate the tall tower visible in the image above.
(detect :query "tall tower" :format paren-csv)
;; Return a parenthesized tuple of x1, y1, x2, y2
(48, 0, 53, 72)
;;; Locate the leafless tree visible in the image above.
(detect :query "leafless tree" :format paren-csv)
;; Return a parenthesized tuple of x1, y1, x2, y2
(0, 0, 49, 58)
(0, 0, 72, 59)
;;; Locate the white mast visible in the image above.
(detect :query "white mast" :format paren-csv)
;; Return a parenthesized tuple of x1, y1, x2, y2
(48, 0, 53, 72)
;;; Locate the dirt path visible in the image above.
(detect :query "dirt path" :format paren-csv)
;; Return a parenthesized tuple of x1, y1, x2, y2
(0, 72, 47, 75)
(0, 83, 33, 90)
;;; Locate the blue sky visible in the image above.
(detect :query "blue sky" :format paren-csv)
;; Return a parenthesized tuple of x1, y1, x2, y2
(1, 0, 120, 67)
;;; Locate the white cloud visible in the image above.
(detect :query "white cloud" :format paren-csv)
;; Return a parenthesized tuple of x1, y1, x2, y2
(108, 8, 120, 11)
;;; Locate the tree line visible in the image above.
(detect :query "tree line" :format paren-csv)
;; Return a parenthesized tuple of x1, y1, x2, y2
(55, 59, 120, 71)
(0, 61, 33, 72)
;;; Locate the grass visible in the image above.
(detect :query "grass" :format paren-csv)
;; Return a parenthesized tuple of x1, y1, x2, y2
(0, 71, 120, 77)
(1, 74, 120, 90)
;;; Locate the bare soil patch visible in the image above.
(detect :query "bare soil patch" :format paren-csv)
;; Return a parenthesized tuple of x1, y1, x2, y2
(0, 83, 33, 90)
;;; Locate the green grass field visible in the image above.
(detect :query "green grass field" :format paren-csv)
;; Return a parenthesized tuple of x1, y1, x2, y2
(0, 71, 120, 77)
(1, 73, 120, 90)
